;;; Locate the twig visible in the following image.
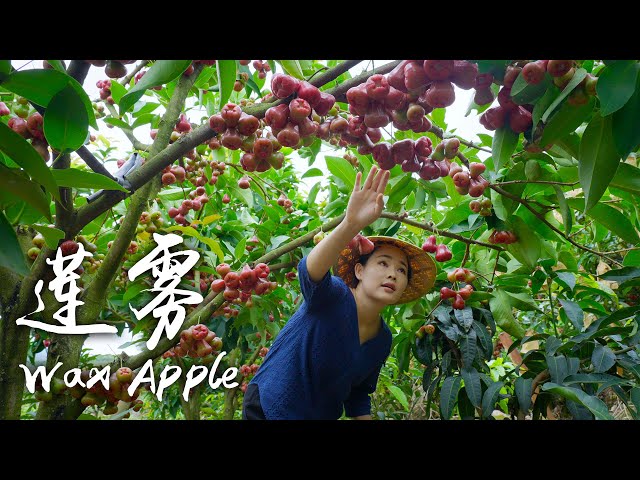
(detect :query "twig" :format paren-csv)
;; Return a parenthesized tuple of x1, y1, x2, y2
(103, 103, 150, 152)
(493, 180, 578, 187)
(380, 212, 503, 251)
(121, 60, 150, 86)
(76, 146, 118, 181)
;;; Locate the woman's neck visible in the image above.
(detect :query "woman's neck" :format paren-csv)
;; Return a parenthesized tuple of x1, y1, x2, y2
(349, 287, 384, 327)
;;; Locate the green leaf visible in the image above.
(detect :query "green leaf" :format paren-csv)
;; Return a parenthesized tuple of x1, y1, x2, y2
(472, 320, 493, 360)
(0, 60, 10, 75)
(597, 61, 640, 116)
(567, 199, 639, 244)
(612, 72, 640, 158)
(623, 250, 640, 268)
(515, 377, 533, 413)
(631, 387, 640, 417)
(277, 60, 304, 80)
(43, 84, 89, 153)
(307, 181, 321, 206)
(0, 122, 60, 203)
(439, 375, 462, 420)
(541, 382, 613, 420)
(103, 117, 131, 129)
(540, 97, 595, 147)
(489, 290, 526, 339)
(44, 60, 66, 73)
(511, 73, 551, 105)
(454, 306, 474, 333)
(552, 184, 572, 236)
(506, 215, 542, 270)
(461, 367, 482, 408)
(123, 282, 147, 304)
(0, 164, 51, 220)
(51, 169, 128, 192)
(559, 299, 584, 330)
(388, 385, 409, 411)
(227, 184, 254, 208)
(610, 162, 640, 195)
(600, 267, 640, 283)
(459, 329, 477, 368)
(325, 156, 355, 191)
(164, 225, 224, 262)
(1, 69, 69, 107)
(32, 224, 64, 249)
(533, 85, 561, 128)
(235, 237, 246, 260)
(66, 76, 98, 130)
(120, 60, 192, 114)
(481, 381, 504, 418)
(556, 271, 576, 291)
(216, 60, 237, 111)
(301, 168, 324, 179)
(541, 68, 588, 123)
(413, 335, 433, 365)
(578, 112, 621, 211)
(591, 343, 616, 373)
(547, 354, 568, 384)
(0, 211, 29, 276)
(491, 127, 519, 171)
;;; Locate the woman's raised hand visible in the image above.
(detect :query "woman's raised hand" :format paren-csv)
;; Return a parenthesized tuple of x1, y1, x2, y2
(344, 166, 390, 231)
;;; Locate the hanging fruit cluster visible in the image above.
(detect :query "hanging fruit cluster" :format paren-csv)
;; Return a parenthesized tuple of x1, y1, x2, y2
(421, 235, 452, 262)
(5, 98, 49, 161)
(416, 323, 436, 339)
(211, 262, 276, 308)
(137, 211, 165, 235)
(34, 367, 144, 417)
(265, 75, 335, 148)
(209, 103, 260, 150)
(345, 233, 375, 255)
(469, 198, 493, 216)
(489, 230, 518, 244)
(448, 161, 490, 197)
(163, 324, 223, 359)
(440, 284, 474, 310)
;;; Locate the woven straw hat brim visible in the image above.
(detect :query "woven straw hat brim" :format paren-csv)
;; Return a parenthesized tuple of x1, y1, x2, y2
(336, 236, 437, 304)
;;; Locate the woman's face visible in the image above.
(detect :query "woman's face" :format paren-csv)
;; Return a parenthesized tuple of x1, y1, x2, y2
(354, 245, 410, 305)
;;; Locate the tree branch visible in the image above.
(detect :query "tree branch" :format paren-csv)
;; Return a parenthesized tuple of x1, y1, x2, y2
(80, 64, 203, 324)
(428, 124, 492, 154)
(332, 61, 401, 102)
(379, 212, 503, 250)
(309, 60, 363, 88)
(490, 184, 624, 267)
(76, 146, 118, 181)
(103, 103, 150, 151)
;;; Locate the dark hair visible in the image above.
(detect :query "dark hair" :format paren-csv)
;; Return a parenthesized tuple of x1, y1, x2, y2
(353, 245, 412, 287)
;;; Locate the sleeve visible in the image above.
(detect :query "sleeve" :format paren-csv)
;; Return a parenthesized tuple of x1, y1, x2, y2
(297, 255, 344, 311)
(343, 363, 383, 418)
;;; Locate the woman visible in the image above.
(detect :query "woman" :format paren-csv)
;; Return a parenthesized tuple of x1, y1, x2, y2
(243, 166, 436, 420)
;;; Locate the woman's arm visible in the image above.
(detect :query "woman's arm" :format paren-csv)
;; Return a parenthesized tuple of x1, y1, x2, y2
(306, 166, 390, 283)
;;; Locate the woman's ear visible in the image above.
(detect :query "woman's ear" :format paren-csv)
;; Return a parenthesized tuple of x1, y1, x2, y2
(354, 262, 363, 282)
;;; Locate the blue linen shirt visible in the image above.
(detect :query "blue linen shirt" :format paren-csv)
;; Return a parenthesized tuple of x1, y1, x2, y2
(249, 255, 392, 420)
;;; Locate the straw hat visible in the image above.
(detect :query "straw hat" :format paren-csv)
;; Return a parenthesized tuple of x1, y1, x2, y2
(336, 236, 437, 304)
